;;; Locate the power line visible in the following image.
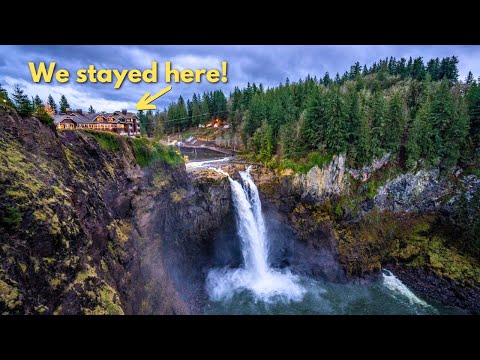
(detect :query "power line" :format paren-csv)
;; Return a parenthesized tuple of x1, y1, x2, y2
(138, 109, 229, 123)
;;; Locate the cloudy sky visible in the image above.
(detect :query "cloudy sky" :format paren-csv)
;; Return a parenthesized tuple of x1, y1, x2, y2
(1, 45, 479, 112)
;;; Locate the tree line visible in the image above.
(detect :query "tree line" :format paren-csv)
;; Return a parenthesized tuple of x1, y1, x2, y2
(0, 83, 97, 124)
(160, 55, 480, 171)
(137, 89, 228, 137)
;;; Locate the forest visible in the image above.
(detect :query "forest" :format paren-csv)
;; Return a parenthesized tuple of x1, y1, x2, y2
(142, 55, 480, 173)
(2, 55, 479, 173)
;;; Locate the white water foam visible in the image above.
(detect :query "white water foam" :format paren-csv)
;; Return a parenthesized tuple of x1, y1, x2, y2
(207, 167, 305, 303)
(185, 157, 232, 170)
(382, 269, 432, 309)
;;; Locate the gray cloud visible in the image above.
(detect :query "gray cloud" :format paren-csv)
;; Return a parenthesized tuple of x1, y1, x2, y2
(1, 45, 479, 112)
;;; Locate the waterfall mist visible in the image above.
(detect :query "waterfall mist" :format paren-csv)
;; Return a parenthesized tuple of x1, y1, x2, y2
(206, 168, 305, 303)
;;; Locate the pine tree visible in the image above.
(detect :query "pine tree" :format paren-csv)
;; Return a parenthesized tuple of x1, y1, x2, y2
(59, 95, 70, 113)
(32, 95, 43, 112)
(369, 91, 387, 157)
(176, 96, 188, 130)
(467, 82, 480, 148)
(323, 72, 331, 86)
(324, 86, 347, 154)
(430, 77, 466, 169)
(200, 96, 210, 125)
(356, 99, 372, 165)
(345, 89, 362, 158)
(406, 75, 435, 168)
(466, 71, 474, 85)
(88, 105, 95, 114)
(301, 88, 325, 151)
(47, 94, 57, 114)
(384, 92, 405, 154)
(362, 65, 368, 76)
(412, 57, 426, 81)
(11, 84, 32, 116)
(191, 94, 202, 126)
(0, 83, 12, 107)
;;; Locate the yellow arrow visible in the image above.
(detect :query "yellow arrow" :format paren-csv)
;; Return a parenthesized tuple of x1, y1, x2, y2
(136, 85, 172, 111)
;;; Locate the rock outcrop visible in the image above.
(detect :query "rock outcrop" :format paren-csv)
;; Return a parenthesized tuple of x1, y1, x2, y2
(292, 154, 346, 202)
(374, 169, 480, 214)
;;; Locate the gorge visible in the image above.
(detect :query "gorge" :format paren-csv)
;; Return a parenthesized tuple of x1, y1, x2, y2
(1, 108, 479, 315)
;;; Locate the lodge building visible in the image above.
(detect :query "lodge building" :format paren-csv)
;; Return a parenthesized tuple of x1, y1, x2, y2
(54, 108, 141, 136)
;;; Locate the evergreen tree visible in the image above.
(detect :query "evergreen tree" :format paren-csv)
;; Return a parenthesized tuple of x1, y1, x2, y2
(406, 75, 435, 168)
(88, 105, 95, 114)
(47, 94, 57, 114)
(301, 88, 325, 151)
(322, 72, 331, 86)
(11, 84, 32, 116)
(467, 81, 480, 148)
(59, 95, 70, 113)
(466, 71, 474, 85)
(430, 77, 466, 169)
(200, 96, 210, 124)
(369, 91, 387, 157)
(32, 95, 43, 112)
(191, 94, 202, 126)
(384, 92, 405, 154)
(324, 86, 347, 154)
(356, 99, 372, 165)
(412, 57, 426, 81)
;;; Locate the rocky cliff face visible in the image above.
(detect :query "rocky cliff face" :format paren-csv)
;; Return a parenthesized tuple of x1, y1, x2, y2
(0, 109, 230, 314)
(245, 155, 480, 313)
(374, 169, 480, 214)
(292, 154, 346, 202)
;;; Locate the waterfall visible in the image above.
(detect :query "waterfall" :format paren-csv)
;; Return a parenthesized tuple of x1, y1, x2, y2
(206, 167, 305, 303)
(382, 269, 433, 310)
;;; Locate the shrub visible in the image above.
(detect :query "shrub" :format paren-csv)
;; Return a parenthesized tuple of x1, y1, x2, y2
(130, 137, 183, 167)
(0, 206, 23, 228)
(35, 107, 54, 125)
(82, 131, 120, 151)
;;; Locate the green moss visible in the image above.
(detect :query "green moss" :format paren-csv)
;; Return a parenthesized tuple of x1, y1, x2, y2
(130, 137, 183, 167)
(19, 262, 27, 273)
(34, 305, 49, 314)
(107, 220, 131, 244)
(52, 186, 66, 197)
(100, 259, 108, 273)
(63, 148, 75, 170)
(170, 189, 186, 203)
(343, 212, 480, 286)
(42, 257, 56, 264)
(6, 189, 29, 199)
(49, 214, 61, 235)
(53, 306, 62, 315)
(33, 210, 47, 222)
(0, 279, 22, 311)
(105, 162, 115, 178)
(83, 281, 124, 315)
(31, 257, 40, 272)
(152, 172, 172, 189)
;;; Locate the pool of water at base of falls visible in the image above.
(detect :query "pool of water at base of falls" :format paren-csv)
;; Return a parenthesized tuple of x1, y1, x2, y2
(203, 270, 466, 315)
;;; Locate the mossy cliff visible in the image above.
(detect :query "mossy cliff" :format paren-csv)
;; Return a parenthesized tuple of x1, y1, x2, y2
(247, 155, 480, 313)
(0, 109, 230, 314)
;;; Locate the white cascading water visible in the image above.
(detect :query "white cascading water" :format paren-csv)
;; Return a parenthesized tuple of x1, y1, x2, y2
(382, 269, 432, 309)
(206, 167, 305, 303)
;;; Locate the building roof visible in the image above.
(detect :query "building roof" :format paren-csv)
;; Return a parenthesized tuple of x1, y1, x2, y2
(54, 110, 137, 125)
